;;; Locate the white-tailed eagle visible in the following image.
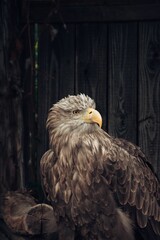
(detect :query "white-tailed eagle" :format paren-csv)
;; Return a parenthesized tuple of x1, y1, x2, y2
(40, 94, 160, 240)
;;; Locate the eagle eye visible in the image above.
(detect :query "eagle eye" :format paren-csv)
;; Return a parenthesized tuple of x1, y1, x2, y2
(73, 110, 81, 114)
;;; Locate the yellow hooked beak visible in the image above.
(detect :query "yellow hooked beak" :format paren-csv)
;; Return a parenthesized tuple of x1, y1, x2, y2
(82, 108, 102, 128)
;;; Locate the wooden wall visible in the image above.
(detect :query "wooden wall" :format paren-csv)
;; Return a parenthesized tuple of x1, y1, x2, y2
(35, 20, 160, 180)
(1, 0, 159, 195)
(0, 0, 160, 238)
(0, 0, 24, 193)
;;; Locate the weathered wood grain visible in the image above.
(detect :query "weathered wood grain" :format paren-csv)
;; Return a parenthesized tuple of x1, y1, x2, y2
(37, 25, 57, 170)
(0, 219, 26, 240)
(29, 2, 160, 23)
(0, 0, 24, 192)
(22, 24, 39, 188)
(108, 23, 138, 143)
(52, 24, 75, 99)
(138, 22, 160, 174)
(37, 23, 75, 178)
(29, 0, 160, 5)
(60, 0, 160, 5)
(1, 191, 57, 236)
(75, 23, 107, 129)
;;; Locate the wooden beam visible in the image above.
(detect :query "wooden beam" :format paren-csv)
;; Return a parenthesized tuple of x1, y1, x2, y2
(108, 23, 138, 143)
(59, 0, 160, 5)
(29, 1, 160, 23)
(29, 0, 160, 7)
(138, 22, 160, 175)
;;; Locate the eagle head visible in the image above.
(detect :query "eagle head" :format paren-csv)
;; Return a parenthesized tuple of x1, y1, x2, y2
(46, 94, 102, 151)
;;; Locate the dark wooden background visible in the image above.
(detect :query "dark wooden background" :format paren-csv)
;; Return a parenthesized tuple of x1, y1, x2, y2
(34, 8, 160, 181)
(0, 0, 160, 239)
(0, 0, 160, 224)
(37, 20, 160, 173)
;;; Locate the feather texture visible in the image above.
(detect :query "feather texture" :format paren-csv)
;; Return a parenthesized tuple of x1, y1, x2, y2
(40, 94, 160, 240)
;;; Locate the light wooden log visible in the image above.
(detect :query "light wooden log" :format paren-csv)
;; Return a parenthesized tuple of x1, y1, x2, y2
(0, 191, 57, 236)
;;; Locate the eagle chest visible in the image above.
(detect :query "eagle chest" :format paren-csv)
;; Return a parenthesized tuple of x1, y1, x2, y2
(53, 148, 113, 225)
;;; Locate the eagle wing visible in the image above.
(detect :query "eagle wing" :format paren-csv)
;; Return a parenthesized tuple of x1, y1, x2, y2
(40, 132, 160, 237)
(40, 150, 56, 201)
(102, 135, 160, 235)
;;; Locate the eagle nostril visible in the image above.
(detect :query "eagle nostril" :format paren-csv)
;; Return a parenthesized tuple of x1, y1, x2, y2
(89, 111, 92, 114)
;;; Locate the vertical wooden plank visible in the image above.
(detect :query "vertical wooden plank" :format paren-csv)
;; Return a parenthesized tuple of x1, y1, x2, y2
(108, 23, 138, 143)
(138, 22, 160, 175)
(53, 24, 75, 99)
(0, 0, 25, 192)
(22, 24, 38, 189)
(37, 23, 75, 167)
(75, 23, 107, 130)
(37, 25, 54, 177)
